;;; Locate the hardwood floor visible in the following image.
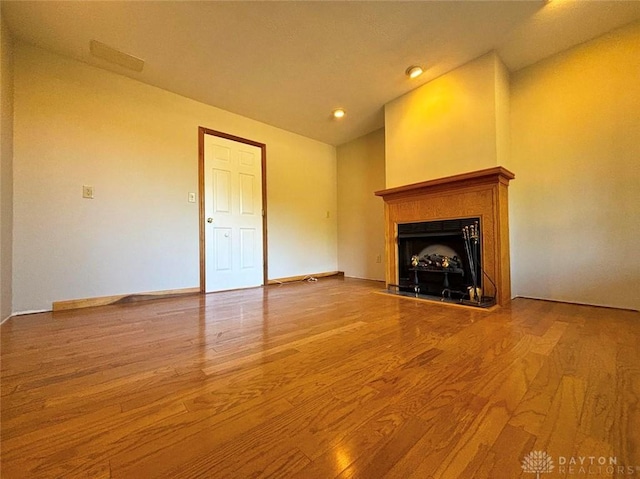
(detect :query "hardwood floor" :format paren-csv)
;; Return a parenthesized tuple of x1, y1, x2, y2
(1, 277, 638, 478)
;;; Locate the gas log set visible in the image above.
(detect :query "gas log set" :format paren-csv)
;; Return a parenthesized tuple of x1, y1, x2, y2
(411, 253, 463, 270)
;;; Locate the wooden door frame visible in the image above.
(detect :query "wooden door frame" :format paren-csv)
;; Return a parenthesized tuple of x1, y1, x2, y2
(198, 126, 268, 292)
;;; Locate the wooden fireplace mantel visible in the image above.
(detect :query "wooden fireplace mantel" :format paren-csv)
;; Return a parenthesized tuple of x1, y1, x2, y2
(375, 166, 515, 306)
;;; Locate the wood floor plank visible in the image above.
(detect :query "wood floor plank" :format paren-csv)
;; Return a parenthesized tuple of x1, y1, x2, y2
(2, 277, 638, 478)
(472, 424, 537, 479)
(532, 374, 588, 459)
(110, 398, 296, 478)
(384, 393, 490, 478)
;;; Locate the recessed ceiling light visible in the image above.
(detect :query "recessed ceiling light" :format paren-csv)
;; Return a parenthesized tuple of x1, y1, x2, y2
(406, 66, 424, 79)
(332, 108, 346, 119)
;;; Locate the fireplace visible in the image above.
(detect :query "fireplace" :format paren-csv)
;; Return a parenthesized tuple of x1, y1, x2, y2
(397, 217, 484, 302)
(375, 167, 515, 307)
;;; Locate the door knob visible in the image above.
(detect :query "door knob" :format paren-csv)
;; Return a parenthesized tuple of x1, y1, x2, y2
(207, 217, 214, 223)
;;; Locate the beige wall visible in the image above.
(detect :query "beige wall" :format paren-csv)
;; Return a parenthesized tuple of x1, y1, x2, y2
(0, 17, 14, 321)
(337, 128, 385, 281)
(495, 55, 510, 169)
(266, 132, 337, 280)
(13, 43, 337, 312)
(384, 52, 508, 188)
(510, 21, 640, 311)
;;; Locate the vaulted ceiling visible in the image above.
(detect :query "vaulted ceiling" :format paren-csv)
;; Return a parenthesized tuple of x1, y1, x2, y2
(3, 1, 640, 146)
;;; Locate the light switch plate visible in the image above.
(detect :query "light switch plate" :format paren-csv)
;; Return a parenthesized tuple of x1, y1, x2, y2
(188, 192, 196, 203)
(82, 185, 94, 199)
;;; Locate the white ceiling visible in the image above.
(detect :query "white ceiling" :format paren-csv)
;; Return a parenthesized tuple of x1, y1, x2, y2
(3, 1, 640, 146)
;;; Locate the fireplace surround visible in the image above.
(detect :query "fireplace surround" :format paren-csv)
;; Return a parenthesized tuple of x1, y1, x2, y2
(375, 167, 515, 306)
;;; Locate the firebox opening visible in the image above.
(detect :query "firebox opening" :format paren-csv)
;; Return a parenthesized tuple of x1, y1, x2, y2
(394, 217, 494, 307)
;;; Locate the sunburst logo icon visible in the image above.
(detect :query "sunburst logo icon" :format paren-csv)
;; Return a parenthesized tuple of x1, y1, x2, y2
(522, 450, 555, 478)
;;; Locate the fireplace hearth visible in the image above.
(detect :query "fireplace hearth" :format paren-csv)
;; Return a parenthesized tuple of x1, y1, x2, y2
(375, 167, 515, 308)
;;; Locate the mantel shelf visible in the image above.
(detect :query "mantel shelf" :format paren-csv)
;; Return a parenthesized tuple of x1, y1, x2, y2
(375, 166, 515, 200)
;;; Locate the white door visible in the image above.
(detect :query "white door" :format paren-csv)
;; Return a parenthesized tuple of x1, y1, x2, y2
(204, 135, 264, 292)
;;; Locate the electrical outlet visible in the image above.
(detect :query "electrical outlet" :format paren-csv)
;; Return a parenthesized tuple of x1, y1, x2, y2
(82, 185, 94, 199)
(188, 192, 196, 203)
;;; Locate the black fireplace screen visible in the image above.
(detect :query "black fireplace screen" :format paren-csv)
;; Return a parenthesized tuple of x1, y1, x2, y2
(397, 217, 483, 299)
